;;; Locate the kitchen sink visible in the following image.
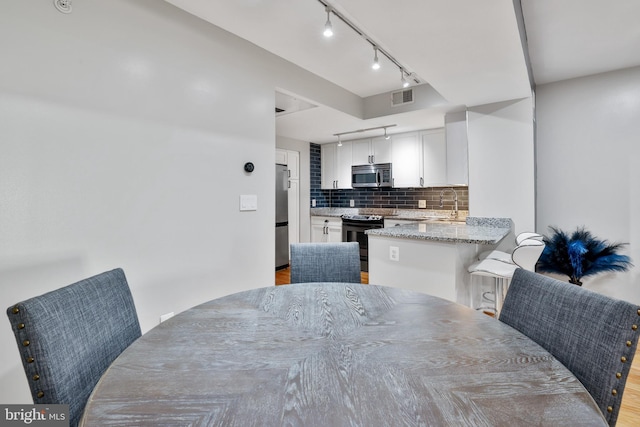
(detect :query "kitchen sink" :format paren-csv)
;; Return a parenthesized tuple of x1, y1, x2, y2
(420, 216, 465, 223)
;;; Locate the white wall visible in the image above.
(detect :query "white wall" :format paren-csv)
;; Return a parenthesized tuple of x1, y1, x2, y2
(536, 67, 640, 302)
(467, 97, 536, 245)
(0, 0, 360, 404)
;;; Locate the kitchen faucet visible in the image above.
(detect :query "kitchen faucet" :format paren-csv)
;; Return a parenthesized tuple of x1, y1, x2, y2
(439, 188, 458, 218)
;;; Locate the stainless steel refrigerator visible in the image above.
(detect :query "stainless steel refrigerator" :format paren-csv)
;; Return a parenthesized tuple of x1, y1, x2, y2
(275, 163, 289, 270)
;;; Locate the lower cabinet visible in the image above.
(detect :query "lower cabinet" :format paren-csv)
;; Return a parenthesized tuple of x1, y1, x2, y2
(311, 216, 343, 243)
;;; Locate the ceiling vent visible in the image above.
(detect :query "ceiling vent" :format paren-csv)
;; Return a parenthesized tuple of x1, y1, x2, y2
(391, 89, 414, 107)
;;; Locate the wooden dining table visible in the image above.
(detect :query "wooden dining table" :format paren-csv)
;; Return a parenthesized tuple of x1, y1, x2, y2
(81, 282, 607, 426)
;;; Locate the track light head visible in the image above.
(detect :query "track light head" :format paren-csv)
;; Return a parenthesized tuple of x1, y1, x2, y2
(372, 47, 380, 70)
(323, 7, 333, 38)
(384, 127, 390, 140)
(400, 69, 410, 88)
(337, 135, 342, 147)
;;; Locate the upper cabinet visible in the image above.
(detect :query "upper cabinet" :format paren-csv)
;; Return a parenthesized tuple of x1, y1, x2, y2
(321, 142, 352, 189)
(320, 124, 468, 189)
(391, 130, 447, 188)
(352, 137, 392, 165)
(420, 129, 448, 186)
(391, 132, 421, 188)
(276, 149, 299, 179)
(445, 112, 469, 185)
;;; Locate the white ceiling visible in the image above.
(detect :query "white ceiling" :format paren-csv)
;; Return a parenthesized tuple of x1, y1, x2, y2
(522, 0, 640, 85)
(164, 0, 640, 143)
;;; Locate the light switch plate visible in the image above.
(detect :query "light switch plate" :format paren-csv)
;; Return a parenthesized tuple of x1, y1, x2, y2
(240, 194, 258, 211)
(418, 200, 427, 208)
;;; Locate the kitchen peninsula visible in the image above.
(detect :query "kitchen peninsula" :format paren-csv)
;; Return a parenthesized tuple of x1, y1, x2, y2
(366, 217, 511, 306)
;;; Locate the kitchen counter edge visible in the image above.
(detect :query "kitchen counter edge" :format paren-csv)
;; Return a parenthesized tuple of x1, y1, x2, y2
(366, 217, 512, 245)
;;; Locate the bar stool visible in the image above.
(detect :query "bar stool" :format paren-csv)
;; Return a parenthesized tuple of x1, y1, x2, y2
(477, 231, 543, 264)
(468, 238, 545, 314)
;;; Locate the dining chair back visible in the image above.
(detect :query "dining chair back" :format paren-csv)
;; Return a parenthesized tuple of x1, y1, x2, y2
(6, 268, 141, 427)
(499, 268, 639, 426)
(290, 242, 361, 283)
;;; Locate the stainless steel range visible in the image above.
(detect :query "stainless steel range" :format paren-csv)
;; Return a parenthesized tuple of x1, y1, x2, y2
(341, 214, 384, 272)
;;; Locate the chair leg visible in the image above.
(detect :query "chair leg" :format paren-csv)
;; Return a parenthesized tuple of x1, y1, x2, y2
(495, 277, 511, 316)
(470, 273, 497, 315)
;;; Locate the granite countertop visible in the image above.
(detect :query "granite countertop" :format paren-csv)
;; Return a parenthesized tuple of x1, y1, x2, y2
(366, 217, 512, 245)
(310, 208, 511, 244)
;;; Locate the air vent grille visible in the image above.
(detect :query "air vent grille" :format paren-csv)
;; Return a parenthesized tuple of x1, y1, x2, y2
(391, 89, 414, 107)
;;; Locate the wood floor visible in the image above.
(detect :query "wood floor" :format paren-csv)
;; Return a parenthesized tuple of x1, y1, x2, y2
(275, 266, 368, 285)
(274, 267, 639, 426)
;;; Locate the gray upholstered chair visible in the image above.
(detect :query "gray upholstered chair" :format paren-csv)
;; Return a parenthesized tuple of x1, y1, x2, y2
(499, 268, 639, 426)
(290, 242, 361, 284)
(6, 268, 141, 427)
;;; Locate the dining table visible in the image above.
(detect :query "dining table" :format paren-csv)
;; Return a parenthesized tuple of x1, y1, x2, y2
(81, 282, 607, 426)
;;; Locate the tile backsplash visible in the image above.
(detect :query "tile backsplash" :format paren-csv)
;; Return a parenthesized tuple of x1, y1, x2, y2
(310, 143, 469, 211)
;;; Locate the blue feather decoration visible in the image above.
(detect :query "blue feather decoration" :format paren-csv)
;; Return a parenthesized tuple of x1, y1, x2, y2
(537, 226, 633, 285)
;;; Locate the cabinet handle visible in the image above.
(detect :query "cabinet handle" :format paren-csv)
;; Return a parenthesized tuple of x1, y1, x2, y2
(288, 170, 291, 177)
(371, 155, 374, 164)
(420, 177, 424, 187)
(288, 180, 291, 189)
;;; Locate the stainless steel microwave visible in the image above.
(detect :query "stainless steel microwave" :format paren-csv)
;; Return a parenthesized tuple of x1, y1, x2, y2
(351, 163, 393, 188)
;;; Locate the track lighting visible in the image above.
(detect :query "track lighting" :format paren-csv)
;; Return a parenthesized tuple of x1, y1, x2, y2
(323, 6, 333, 38)
(317, 0, 420, 88)
(401, 69, 409, 88)
(372, 47, 380, 70)
(333, 124, 396, 142)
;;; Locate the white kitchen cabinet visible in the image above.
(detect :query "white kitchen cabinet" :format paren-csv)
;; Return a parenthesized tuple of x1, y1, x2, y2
(276, 148, 301, 249)
(276, 149, 299, 180)
(352, 137, 391, 165)
(321, 142, 352, 189)
(420, 129, 448, 186)
(445, 113, 469, 185)
(311, 216, 342, 243)
(288, 179, 299, 247)
(389, 129, 447, 188)
(287, 150, 299, 180)
(275, 149, 287, 165)
(391, 132, 421, 187)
